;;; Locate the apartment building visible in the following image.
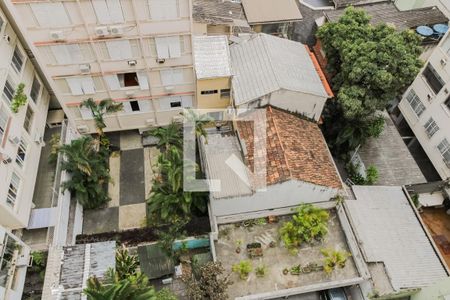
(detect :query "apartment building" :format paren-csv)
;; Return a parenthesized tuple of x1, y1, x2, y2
(0, 6, 50, 230)
(4, 0, 196, 134)
(396, 31, 450, 180)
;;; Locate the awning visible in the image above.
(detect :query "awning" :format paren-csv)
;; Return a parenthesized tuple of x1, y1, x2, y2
(27, 207, 58, 229)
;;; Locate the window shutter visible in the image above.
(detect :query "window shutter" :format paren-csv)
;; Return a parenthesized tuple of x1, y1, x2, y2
(51, 45, 71, 65)
(81, 77, 96, 94)
(167, 36, 181, 58)
(148, 0, 164, 20)
(181, 95, 193, 108)
(160, 69, 174, 86)
(158, 97, 171, 110)
(104, 75, 121, 90)
(79, 106, 94, 119)
(66, 44, 83, 63)
(31, 3, 70, 27)
(164, 0, 178, 19)
(137, 72, 150, 90)
(155, 37, 170, 59)
(107, 40, 132, 60)
(66, 78, 83, 95)
(138, 100, 152, 112)
(122, 101, 132, 113)
(172, 69, 184, 84)
(107, 0, 124, 23)
(92, 0, 111, 24)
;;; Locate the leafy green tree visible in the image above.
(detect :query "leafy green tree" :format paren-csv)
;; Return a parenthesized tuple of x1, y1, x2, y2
(280, 204, 329, 250)
(81, 98, 123, 136)
(181, 109, 212, 143)
(317, 7, 422, 155)
(84, 272, 156, 300)
(59, 136, 111, 209)
(148, 122, 182, 150)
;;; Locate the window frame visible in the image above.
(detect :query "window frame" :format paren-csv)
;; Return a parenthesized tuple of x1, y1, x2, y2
(406, 89, 426, 117)
(6, 172, 20, 207)
(0, 107, 9, 145)
(2, 80, 15, 104)
(23, 106, 34, 134)
(15, 138, 28, 168)
(11, 46, 25, 74)
(437, 138, 450, 168)
(201, 90, 218, 95)
(30, 77, 42, 103)
(422, 63, 445, 95)
(220, 89, 231, 98)
(424, 117, 439, 138)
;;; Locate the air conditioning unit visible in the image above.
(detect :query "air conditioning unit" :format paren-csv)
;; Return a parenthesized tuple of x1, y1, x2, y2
(77, 125, 89, 134)
(1, 152, 12, 164)
(145, 118, 155, 126)
(164, 86, 175, 92)
(79, 64, 91, 74)
(125, 90, 135, 98)
(109, 25, 124, 36)
(156, 58, 166, 64)
(427, 94, 433, 101)
(3, 34, 10, 43)
(441, 58, 447, 66)
(95, 26, 110, 37)
(128, 60, 137, 66)
(8, 135, 20, 145)
(34, 133, 44, 144)
(50, 30, 65, 41)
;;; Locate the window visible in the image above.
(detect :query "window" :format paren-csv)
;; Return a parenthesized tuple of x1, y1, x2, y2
(105, 72, 149, 90)
(148, 0, 178, 20)
(0, 16, 4, 32)
(24, 106, 34, 133)
(119, 72, 139, 87)
(437, 138, 450, 167)
(11, 47, 24, 73)
(122, 100, 151, 113)
(159, 95, 192, 110)
(6, 173, 20, 206)
(442, 35, 450, 56)
(50, 44, 85, 65)
(31, 3, 71, 27)
(92, 0, 124, 24)
(106, 40, 133, 60)
(406, 89, 426, 117)
(66, 77, 96, 95)
(155, 36, 181, 59)
(15, 139, 27, 167)
(30, 77, 41, 103)
(0, 107, 8, 143)
(201, 90, 218, 95)
(160, 69, 184, 86)
(2, 80, 14, 104)
(445, 96, 450, 111)
(424, 118, 439, 138)
(423, 64, 445, 94)
(220, 89, 231, 97)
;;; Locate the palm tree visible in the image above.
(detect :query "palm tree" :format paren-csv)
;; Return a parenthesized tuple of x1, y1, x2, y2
(81, 98, 123, 136)
(181, 109, 212, 142)
(59, 136, 111, 209)
(84, 273, 156, 300)
(148, 122, 182, 150)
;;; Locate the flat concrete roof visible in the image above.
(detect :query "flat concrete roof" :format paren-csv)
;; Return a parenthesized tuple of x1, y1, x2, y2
(242, 0, 303, 24)
(214, 210, 361, 299)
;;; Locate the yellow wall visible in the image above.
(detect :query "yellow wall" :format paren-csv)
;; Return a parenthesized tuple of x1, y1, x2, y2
(196, 77, 231, 110)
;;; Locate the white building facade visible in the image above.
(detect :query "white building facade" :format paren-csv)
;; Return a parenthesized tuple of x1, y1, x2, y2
(4, 0, 196, 134)
(397, 31, 450, 180)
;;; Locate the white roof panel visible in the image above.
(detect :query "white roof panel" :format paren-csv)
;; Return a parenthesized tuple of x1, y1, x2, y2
(194, 35, 232, 79)
(347, 186, 447, 290)
(230, 33, 329, 105)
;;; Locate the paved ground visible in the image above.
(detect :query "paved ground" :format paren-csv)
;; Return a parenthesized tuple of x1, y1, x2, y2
(83, 130, 159, 235)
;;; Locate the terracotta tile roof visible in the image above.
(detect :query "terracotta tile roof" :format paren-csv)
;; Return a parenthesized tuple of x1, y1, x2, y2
(236, 107, 342, 189)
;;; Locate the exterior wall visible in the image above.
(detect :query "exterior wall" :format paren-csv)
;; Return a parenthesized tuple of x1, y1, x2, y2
(237, 89, 327, 121)
(395, 0, 450, 17)
(398, 31, 450, 180)
(210, 179, 339, 218)
(0, 7, 50, 229)
(196, 77, 231, 110)
(411, 277, 450, 300)
(0, 225, 31, 300)
(5, 0, 195, 134)
(193, 22, 207, 35)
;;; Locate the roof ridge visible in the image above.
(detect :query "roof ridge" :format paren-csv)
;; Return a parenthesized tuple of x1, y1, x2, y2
(268, 106, 292, 179)
(260, 34, 283, 91)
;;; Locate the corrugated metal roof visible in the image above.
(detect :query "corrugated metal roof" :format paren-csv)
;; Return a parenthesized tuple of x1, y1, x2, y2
(193, 0, 249, 27)
(201, 133, 252, 199)
(194, 35, 232, 79)
(347, 186, 447, 290)
(230, 33, 329, 105)
(138, 243, 175, 279)
(242, 0, 303, 24)
(332, 0, 385, 8)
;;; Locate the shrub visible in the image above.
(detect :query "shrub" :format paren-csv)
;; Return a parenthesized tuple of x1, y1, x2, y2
(31, 251, 47, 279)
(155, 288, 177, 300)
(232, 260, 252, 280)
(279, 204, 329, 250)
(115, 248, 139, 280)
(321, 248, 351, 274)
(255, 265, 267, 277)
(11, 83, 27, 113)
(346, 163, 379, 185)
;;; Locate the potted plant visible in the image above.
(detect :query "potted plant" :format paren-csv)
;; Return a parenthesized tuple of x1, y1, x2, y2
(321, 248, 351, 275)
(282, 268, 289, 275)
(290, 264, 301, 275)
(255, 265, 267, 278)
(232, 260, 252, 280)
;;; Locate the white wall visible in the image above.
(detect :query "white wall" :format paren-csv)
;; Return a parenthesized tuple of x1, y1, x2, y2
(398, 32, 450, 180)
(210, 179, 339, 218)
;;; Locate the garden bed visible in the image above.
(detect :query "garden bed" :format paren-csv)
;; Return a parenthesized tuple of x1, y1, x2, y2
(76, 216, 211, 246)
